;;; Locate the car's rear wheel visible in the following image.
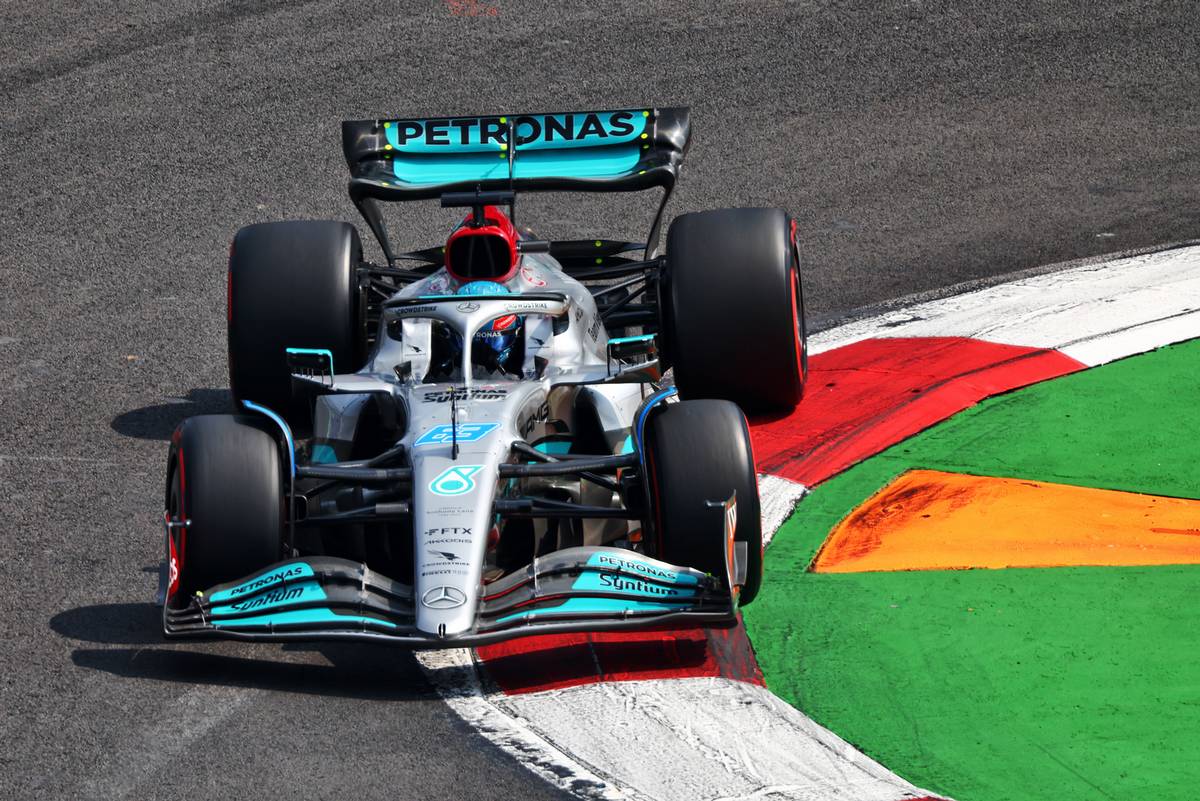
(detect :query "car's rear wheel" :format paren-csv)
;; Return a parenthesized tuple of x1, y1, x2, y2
(166, 415, 284, 598)
(662, 207, 807, 412)
(228, 220, 367, 429)
(643, 399, 763, 604)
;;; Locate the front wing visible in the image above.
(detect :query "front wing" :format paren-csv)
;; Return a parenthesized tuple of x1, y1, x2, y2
(163, 547, 737, 648)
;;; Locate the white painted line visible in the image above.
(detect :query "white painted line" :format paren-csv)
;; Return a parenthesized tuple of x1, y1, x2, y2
(489, 678, 938, 801)
(417, 647, 938, 801)
(415, 647, 642, 801)
(811, 244, 1200, 366)
(758, 473, 808, 548)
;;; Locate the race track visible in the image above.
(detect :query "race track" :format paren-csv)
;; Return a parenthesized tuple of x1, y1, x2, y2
(1, 2, 1197, 798)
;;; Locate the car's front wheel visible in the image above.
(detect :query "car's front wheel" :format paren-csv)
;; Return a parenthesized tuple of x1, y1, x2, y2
(642, 399, 763, 605)
(165, 414, 285, 599)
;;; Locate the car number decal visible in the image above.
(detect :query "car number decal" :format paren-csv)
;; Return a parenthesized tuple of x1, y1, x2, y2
(414, 423, 499, 447)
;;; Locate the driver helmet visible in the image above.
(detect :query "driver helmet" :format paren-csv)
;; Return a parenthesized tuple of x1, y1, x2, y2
(458, 281, 524, 375)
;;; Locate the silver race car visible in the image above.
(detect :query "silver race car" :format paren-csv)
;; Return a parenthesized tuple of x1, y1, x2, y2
(161, 107, 808, 647)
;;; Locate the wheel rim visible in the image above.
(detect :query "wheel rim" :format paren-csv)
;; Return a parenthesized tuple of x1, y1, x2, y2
(789, 267, 807, 391)
(794, 269, 808, 378)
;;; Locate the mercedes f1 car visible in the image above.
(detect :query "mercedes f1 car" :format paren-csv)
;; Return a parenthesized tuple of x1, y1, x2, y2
(160, 107, 808, 647)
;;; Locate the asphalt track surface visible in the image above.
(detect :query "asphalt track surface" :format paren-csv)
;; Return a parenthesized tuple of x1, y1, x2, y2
(1, 2, 1196, 798)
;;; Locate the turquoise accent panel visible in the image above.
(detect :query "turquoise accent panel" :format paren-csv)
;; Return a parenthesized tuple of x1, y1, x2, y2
(208, 562, 315, 603)
(607, 334, 656, 346)
(414, 422, 499, 448)
(210, 580, 327, 617)
(619, 435, 635, 455)
(585, 551, 700, 586)
(391, 145, 642, 187)
(240, 399, 296, 478)
(285, 347, 334, 369)
(211, 607, 398, 629)
(392, 151, 511, 184)
(571, 571, 698, 599)
(495, 596, 691, 625)
(310, 444, 338, 464)
(533, 440, 573, 456)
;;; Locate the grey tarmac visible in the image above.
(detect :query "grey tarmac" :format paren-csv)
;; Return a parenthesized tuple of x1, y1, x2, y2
(1, 1, 1196, 798)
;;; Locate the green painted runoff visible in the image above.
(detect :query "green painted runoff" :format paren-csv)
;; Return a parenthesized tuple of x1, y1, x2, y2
(745, 339, 1200, 801)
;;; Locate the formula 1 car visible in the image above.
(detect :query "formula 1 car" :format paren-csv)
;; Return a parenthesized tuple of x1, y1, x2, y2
(160, 107, 808, 646)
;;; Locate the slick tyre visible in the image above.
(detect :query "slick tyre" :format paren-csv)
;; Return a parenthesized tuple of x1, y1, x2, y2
(166, 415, 284, 598)
(644, 399, 764, 605)
(228, 220, 366, 428)
(662, 207, 807, 412)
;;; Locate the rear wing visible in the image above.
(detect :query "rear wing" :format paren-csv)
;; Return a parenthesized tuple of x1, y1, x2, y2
(340, 107, 690, 264)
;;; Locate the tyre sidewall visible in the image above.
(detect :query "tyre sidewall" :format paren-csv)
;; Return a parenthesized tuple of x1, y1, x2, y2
(665, 207, 804, 411)
(171, 415, 284, 596)
(228, 220, 364, 425)
(645, 400, 763, 603)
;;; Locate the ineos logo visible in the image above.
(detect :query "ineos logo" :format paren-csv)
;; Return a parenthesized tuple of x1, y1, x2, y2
(422, 586, 468, 609)
(457, 302, 480, 312)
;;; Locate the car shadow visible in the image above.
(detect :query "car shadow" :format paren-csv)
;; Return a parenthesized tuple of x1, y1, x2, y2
(110, 388, 232, 440)
(51, 602, 433, 701)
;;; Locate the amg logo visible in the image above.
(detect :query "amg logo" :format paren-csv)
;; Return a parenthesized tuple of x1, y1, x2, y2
(599, 572, 680, 596)
(230, 586, 304, 611)
(229, 566, 307, 596)
(517, 400, 550, 439)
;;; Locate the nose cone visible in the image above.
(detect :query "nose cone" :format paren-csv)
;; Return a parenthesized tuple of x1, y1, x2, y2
(410, 438, 504, 639)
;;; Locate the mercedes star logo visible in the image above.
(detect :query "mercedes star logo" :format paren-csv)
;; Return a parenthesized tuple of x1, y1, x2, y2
(456, 301, 480, 312)
(422, 586, 468, 609)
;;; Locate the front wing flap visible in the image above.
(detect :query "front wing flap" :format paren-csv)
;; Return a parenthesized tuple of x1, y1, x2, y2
(163, 548, 735, 648)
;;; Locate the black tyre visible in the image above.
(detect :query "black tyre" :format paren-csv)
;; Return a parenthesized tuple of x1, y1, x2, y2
(644, 399, 764, 605)
(166, 415, 284, 597)
(662, 207, 807, 411)
(228, 220, 366, 425)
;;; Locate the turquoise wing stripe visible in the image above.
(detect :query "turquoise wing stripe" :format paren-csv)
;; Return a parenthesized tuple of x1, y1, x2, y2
(392, 151, 511, 184)
(211, 608, 398, 629)
(584, 552, 701, 585)
(209, 580, 327, 617)
(392, 144, 642, 186)
(495, 596, 692, 625)
(570, 571, 699, 598)
(208, 563, 315, 603)
(534, 440, 573, 456)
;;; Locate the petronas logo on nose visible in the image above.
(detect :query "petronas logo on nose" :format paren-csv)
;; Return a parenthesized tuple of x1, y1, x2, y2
(430, 465, 483, 496)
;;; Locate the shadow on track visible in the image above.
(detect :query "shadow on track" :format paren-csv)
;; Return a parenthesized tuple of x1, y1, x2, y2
(111, 388, 231, 440)
(51, 602, 434, 701)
